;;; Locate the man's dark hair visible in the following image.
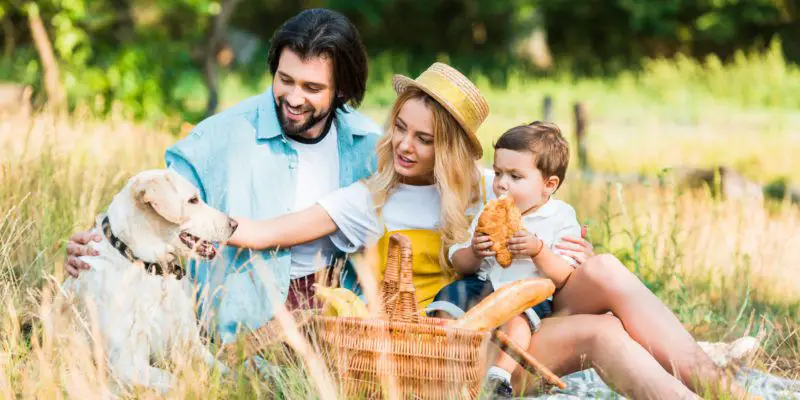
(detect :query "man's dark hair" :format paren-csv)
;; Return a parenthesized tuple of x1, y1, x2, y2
(268, 8, 368, 110)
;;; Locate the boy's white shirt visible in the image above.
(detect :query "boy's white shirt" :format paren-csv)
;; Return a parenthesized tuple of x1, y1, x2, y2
(448, 197, 582, 291)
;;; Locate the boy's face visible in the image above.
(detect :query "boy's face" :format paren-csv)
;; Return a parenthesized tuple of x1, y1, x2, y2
(492, 148, 560, 214)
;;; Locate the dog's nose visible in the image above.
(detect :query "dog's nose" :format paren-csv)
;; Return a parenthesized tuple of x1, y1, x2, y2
(228, 218, 239, 233)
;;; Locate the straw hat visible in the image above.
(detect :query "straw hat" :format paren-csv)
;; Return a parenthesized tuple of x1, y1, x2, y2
(392, 62, 489, 158)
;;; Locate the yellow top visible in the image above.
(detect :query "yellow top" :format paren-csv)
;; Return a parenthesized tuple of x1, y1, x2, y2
(375, 228, 449, 311)
(372, 176, 489, 311)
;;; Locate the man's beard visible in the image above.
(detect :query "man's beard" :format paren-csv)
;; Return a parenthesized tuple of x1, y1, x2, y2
(275, 96, 332, 137)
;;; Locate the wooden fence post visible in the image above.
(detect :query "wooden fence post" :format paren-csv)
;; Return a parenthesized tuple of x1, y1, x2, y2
(542, 95, 553, 122)
(574, 102, 589, 173)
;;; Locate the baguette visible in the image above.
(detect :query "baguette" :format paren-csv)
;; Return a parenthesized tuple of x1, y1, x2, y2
(453, 278, 555, 332)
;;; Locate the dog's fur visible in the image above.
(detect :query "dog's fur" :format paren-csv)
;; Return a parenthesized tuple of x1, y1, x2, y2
(62, 169, 236, 393)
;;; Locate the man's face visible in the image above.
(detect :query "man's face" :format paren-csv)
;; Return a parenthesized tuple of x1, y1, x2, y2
(273, 49, 337, 139)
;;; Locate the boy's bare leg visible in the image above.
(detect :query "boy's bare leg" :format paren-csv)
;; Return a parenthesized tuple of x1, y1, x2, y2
(493, 315, 532, 376)
(514, 314, 698, 400)
(553, 254, 750, 398)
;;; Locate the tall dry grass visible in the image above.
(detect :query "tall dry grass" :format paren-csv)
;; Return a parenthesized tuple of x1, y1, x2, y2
(0, 107, 797, 398)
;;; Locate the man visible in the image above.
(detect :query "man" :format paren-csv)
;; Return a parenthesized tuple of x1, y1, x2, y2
(64, 8, 381, 343)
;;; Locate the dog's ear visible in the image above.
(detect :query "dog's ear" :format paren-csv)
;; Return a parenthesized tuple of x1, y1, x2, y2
(131, 173, 187, 225)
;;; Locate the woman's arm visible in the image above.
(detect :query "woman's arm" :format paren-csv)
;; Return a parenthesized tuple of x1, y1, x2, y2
(229, 204, 338, 250)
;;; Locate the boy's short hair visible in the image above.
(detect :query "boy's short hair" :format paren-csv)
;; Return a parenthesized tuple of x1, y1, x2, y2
(494, 121, 570, 189)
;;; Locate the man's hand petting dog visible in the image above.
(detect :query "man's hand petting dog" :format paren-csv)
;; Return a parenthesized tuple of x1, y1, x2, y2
(65, 231, 101, 277)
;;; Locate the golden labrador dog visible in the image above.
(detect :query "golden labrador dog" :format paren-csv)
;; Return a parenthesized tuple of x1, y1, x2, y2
(61, 169, 237, 393)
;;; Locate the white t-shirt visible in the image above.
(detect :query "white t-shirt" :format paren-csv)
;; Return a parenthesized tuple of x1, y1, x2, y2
(287, 124, 340, 279)
(448, 198, 581, 291)
(317, 169, 496, 253)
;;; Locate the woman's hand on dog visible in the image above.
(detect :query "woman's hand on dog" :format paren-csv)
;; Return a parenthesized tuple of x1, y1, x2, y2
(65, 231, 102, 277)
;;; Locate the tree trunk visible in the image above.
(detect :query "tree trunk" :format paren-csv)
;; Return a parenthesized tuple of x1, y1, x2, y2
(2, 16, 14, 59)
(26, 3, 65, 114)
(514, 9, 553, 70)
(203, 0, 241, 118)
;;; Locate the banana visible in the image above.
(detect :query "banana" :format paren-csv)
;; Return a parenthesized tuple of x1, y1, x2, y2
(314, 286, 370, 318)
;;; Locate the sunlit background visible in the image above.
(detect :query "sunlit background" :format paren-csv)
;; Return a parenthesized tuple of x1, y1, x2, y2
(0, 1, 798, 398)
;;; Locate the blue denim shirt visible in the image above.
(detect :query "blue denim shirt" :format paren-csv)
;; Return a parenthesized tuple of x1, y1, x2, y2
(164, 87, 381, 343)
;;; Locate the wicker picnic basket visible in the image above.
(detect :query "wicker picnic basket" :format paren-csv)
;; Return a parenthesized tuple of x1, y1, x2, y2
(313, 233, 490, 399)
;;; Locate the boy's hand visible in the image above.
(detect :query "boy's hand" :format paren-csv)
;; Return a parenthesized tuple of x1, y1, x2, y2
(508, 230, 544, 257)
(471, 233, 495, 258)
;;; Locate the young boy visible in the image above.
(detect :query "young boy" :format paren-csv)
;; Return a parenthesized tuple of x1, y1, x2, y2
(431, 121, 581, 398)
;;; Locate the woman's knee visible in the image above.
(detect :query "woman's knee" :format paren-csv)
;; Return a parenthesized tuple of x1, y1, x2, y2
(580, 254, 640, 294)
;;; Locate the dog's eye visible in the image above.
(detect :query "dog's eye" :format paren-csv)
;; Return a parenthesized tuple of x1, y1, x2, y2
(188, 196, 199, 204)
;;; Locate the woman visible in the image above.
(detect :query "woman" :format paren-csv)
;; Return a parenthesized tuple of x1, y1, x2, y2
(229, 63, 749, 399)
(232, 62, 488, 311)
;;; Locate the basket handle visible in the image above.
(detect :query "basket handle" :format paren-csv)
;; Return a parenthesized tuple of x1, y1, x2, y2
(381, 234, 420, 323)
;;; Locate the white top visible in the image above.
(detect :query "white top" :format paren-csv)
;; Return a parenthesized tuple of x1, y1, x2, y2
(317, 169, 496, 252)
(448, 198, 581, 291)
(287, 124, 341, 279)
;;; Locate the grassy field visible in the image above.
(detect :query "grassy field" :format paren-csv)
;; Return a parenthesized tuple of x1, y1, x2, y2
(1, 45, 799, 398)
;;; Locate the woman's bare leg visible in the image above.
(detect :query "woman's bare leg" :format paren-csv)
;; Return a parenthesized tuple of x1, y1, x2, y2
(513, 314, 698, 400)
(553, 254, 745, 397)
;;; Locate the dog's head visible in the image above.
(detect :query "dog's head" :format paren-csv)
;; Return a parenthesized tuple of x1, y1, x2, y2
(123, 169, 237, 260)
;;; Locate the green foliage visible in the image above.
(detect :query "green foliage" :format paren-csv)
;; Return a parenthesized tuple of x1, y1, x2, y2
(0, 0, 797, 122)
(539, 0, 797, 73)
(1, 0, 223, 121)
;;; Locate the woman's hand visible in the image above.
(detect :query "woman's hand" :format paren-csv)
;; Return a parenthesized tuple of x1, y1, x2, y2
(470, 233, 495, 259)
(508, 230, 544, 258)
(555, 225, 594, 265)
(65, 231, 102, 278)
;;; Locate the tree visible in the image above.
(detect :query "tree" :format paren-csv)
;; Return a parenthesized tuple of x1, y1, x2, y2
(26, 2, 65, 114)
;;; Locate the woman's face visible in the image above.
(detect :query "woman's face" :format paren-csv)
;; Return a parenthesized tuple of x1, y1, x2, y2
(391, 97, 436, 185)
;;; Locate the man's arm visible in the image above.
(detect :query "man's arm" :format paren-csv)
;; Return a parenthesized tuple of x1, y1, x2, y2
(165, 138, 207, 201)
(64, 231, 101, 277)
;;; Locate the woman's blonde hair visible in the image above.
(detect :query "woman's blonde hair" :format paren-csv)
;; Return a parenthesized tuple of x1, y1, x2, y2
(365, 86, 482, 272)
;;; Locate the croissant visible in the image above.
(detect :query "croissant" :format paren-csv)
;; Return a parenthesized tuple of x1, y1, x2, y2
(476, 196, 522, 267)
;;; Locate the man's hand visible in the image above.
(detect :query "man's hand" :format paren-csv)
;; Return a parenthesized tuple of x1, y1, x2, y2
(508, 230, 543, 257)
(555, 225, 594, 265)
(65, 231, 102, 278)
(470, 233, 495, 259)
